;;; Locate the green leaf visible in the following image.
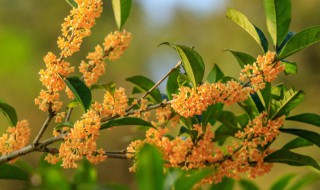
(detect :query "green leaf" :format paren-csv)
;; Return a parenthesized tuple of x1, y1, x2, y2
(64, 76, 92, 112)
(287, 174, 319, 190)
(175, 169, 212, 190)
(225, 50, 256, 68)
(239, 179, 259, 190)
(73, 159, 97, 185)
(264, 0, 291, 47)
(250, 92, 265, 113)
(270, 89, 305, 119)
(111, 0, 132, 30)
(264, 150, 320, 170)
(280, 128, 320, 148)
(66, 0, 78, 8)
(177, 74, 190, 87)
(277, 32, 295, 54)
(160, 43, 205, 87)
(260, 82, 272, 111)
(166, 68, 180, 100)
(279, 26, 320, 59)
(0, 101, 18, 126)
(287, 113, 320, 127)
(100, 117, 154, 130)
(215, 124, 237, 142)
(136, 144, 164, 190)
(283, 61, 298, 75)
(0, 163, 29, 181)
(90, 82, 116, 93)
(210, 177, 234, 190)
(238, 95, 259, 120)
(55, 121, 74, 130)
(226, 8, 268, 52)
(202, 103, 223, 127)
(207, 64, 224, 83)
(126, 75, 162, 103)
(237, 113, 250, 129)
(282, 137, 313, 150)
(269, 173, 296, 190)
(214, 111, 239, 130)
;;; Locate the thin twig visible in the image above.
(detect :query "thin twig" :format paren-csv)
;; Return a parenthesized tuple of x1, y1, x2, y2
(65, 107, 73, 122)
(33, 113, 55, 146)
(0, 135, 64, 164)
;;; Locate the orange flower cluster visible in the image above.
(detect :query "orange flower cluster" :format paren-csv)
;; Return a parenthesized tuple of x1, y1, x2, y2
(104, 30, 132, 61)
(99, 87, 129, 117)
(79, 30, 132, 86)
(45, 109, 106, 168)
(58, 0, 103, 57)
(172, 51, 284, 118)
(36, 0, 103, 112)
(0, 120, 31, 163)
(127, 113, 285, 184)
(35, 53, 74, 112)
(239, 51, 285, 91)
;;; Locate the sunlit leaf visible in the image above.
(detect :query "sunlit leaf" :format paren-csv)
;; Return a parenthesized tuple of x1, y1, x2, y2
(136, 144, 164, 190)
(207, 64, 224, 83)
(280, 128, 320, 148)
(287, 113, 320, 127)
(282, 137, 313, 150)
(210, 177, 234, 190)
(0, 163, 29, 181)
(283, 61, 298, 75)
(160, 42, 205, 87)
(126, 75, 162, 103)
(269, 173, 296, 190)
(270, 89, 305, 119)
(264, 0, 291, 47)
(279, 26, 320, 59)
(264, 150, 320, 170)
(0, 101, 18, 126)
(111, 0, 132, 30)
(225, 50, 256, 68)
(64, 76, 92, 112)
(90, 82, 116, 93)
(100, 117, 154, 130)
(66, 0, 78, 8)
(166, 68, 180, 100)
(239, 179, 259, 190)
(226, 8, 268, 52)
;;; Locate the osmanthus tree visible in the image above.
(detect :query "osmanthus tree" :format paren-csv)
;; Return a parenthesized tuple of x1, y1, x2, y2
(0, 0, 319, 189)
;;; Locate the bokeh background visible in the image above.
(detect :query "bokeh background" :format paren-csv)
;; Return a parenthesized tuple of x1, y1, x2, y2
(0, 0, 319, 189)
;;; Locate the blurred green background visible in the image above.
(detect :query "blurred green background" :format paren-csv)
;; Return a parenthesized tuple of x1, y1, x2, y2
(0, 0, 319, 189)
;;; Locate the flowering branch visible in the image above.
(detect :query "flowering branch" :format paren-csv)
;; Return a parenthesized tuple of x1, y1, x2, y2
(33, 110, 55, 146)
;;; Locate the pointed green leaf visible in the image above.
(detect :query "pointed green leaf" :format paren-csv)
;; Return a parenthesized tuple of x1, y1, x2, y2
(279, 26, 320, 59)
(55, 121, 74, 130)
(270, 89, 305, 119)
(0, 163, 29, 181)
(214, 110, 239, 130)
(100, 117, 154, 130)
(287, 113, 320, 127)
(64, 76, 92, 112)
(277, 32, 295, 54)
(239, 179, 259, 190)
(207, 64, 224, 83)
(283, 61, 297, 75)
(160, 43, 205, 87)
(264, 0, 291, 47)
(166, 68, 180, 100)
(111, 0, 132, 30)
(126, 75, 162, 103)
(210, 177, 234, 190)
(269, 173, 296, 190)
(238, 96, 259, 120)
(280, 128, 320, 148)
(237, 113, 250, 129)
(90, 82, 116, 93)
(66, 0, 78, 8)
(225, 50, 256, 68)
(177, 74, 190, 87)
(136, 144, 164, 190)
(175, 169, 212, 190)
(226, 8, 268, 52)
(73, 159, 97, 185)
(202, 103, 223, 127)
(0, 101, 18, 126)
(264, 150, 320, 170)
(287, 174, 319, 190)
(282, 137, 313, 150)
(250, 92, 265, 113)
